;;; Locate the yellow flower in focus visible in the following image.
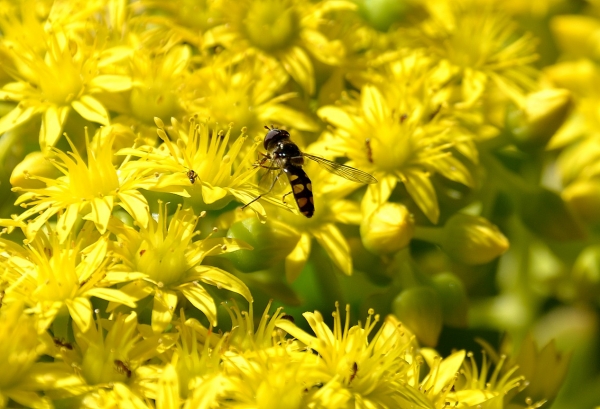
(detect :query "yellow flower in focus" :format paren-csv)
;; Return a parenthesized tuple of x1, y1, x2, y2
(0, 27, 132, 148)
(0, 224, 141, 333)
(3, 132, 153, 242)
(262, 158, 365, 280)
(120, 118, 265, 217)
(319, 79, 474, 223)
(206, 0, 354, 94)
(107, 203, 253, 332)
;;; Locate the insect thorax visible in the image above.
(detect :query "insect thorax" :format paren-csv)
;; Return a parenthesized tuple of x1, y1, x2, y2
(273, 141, 303, 165)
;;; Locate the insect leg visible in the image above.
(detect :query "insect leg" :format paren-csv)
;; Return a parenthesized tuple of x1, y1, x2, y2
(242, 168, 284, 209)
(282, 191, 293, 204)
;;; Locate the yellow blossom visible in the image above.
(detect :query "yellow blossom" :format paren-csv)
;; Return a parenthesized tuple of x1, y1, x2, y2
(206, 0, 354, 94)
(119, 117, 266, 218)
(106, 203, 253, 331)
(0, 26, 132, 148)
(319, 76, 474, 223)
(2, 131, 153, 242)
(0, 223, 141, 333)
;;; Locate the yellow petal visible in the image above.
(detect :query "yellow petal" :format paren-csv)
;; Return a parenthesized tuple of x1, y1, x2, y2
(152, 290, 178, 333)
(281, 46, 314, 95)
(312, 223, 352, 276)
(0, 102, 42, 134)
(84, 288, 137, 308)
(361, 174, 397, 215)
(361, 85, 387, 125)
(188, 265, 253, 302)
(285, 233, 311, 283)
(157, 364, 180, 409)
(106, 280, 154, 312)
(403, 169, 439, 224)
(117, 189, 150, 228)
(40, 105, 70, 148)
(317, 106, 356, 132)
(162, 45, 191, 76)
(56, 203, 81, 243)
(178, 282, 217, 326)
(71, 95, 110, 125)
(201, 185, 229, 204)
(420, 349, 465, 395)
(66, 297, 93, 332)
(429, 155, 474, 187)
(82, 196, 114, 233)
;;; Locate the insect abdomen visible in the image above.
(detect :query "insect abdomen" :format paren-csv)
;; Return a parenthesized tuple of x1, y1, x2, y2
(284, 166, 314, 218)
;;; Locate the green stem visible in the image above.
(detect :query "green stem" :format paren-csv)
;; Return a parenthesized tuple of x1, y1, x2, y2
(413, 225, 443, 245)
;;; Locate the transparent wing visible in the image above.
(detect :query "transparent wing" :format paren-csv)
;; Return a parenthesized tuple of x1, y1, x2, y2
(303, 153, 378, 184)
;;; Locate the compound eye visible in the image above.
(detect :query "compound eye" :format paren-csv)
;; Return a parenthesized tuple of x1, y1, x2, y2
(264, 128, 289, 150)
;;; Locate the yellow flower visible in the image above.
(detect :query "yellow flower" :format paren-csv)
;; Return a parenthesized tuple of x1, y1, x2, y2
(0, 223, 141, 333)
(206, 0, 354, 94)
(182, 56, 318, 136)
(0, 26, 132, 148)
(3, 131, 153, 242)
(416, 1, 538, 106)
(74, 312, 177, 392)
(261, 158, 365, 280)
(126, 45, 191, 128)
(107, 203, 253, 332)
(120, 117, 266, 217)
(319, 78, 474, 223)
(0, 302, 77, 409)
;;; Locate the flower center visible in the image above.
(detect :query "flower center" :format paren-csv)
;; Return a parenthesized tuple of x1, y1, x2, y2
(137, 242, 189, 286)
(130, 85, 179, 125)
(243, 0, 299, 52)
(369, 122, 412, 173)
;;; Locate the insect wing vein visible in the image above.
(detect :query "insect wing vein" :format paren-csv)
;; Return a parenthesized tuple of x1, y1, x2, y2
(302, 153, 377, 184)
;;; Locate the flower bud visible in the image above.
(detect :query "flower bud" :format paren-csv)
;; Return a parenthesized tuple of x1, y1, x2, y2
(226, 217, 300, 272)
(562, 179, 600, 224)
(355, 0, 427, 31)
(431, 273, 468, 327)
(440, 214, 509, 265)
(360, 203, 414, 255)
(506, 89, 572, 148)
(10, 151, 61, 190)
(571, 245, 600, 302)
(392, 286, 442, 347)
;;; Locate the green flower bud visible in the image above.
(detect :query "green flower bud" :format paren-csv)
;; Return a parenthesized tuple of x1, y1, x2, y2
(506, 89, 572, 148)
(572, 245, 600, 302)
(226, 217, 300, 272)
(354, 0, 426, 31)
(562, 179, 600, 224)
(441, 214, 509, 265)
(431, 273, 468, 327)
(392, 286, 442, 347)
(360, 203, 414, 255)
(10, 151, 61, 190)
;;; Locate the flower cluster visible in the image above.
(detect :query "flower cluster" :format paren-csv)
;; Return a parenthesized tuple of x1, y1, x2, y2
(0, 0, 592, 407)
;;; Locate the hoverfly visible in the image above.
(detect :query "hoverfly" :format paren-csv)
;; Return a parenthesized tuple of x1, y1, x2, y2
(244, 126, 377, 217)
